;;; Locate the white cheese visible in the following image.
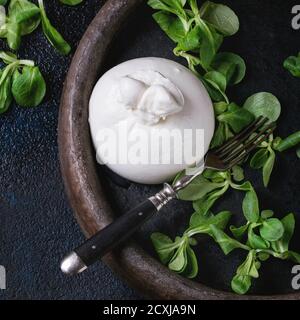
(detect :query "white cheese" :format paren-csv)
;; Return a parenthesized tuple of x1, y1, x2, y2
(89, 57, 215, 184)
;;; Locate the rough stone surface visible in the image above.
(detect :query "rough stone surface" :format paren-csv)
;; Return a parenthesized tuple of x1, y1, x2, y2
(0, 0, 300, 299)
(0, 0, 141, 300)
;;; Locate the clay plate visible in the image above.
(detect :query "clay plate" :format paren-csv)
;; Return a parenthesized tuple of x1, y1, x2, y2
(58, 0, 300, 299)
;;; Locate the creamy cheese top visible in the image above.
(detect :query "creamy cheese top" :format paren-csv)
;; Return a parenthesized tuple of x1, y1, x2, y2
(116, 70, 184, 125)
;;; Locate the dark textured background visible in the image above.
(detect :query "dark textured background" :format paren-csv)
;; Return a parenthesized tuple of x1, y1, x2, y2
(0, 0, 141, 300)
(0, 0, 300, 299)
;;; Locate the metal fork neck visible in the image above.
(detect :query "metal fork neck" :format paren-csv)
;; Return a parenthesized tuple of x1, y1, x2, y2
(149, 183, 177, 211)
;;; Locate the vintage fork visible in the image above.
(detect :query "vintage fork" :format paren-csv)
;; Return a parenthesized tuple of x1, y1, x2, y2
(61, 116, 276, 275)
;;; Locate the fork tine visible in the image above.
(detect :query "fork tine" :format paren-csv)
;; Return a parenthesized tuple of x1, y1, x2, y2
(214, 116, 264, 154)
(225, 123, 276, 168)
(215, 116, 268, 157)
(222, 122, 276, 163)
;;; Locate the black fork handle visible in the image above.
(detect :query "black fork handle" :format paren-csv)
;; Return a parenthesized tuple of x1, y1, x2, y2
(77, 199, 157, 265)
(60, 184, 176, 275)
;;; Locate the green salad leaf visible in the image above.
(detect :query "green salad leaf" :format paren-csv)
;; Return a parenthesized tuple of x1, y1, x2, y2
(211, 52, 246, 85)
(275, 131, 300, 152)
(259, 218, 284, 242)
(188, 210, 232, 235)
(242, 188, 259, 223)
(271, 213, 295, 254)
(200, 1, 239, 36)
(151, 232, 181, 265)
(248, 224, 270, 250)
(231, 250, 258, 294)
(153, 11, 187, 42)
(250, 130, 300, 187)
(243, 92, 281, 122)
(210, 224, 249, 255)
(284, 53, 300, 78)
(0, 50, 46, 113)
(176, 173, 225, 202)
(0, 66, 14, 113)
(9, 0, 40, 23)
(211, 101, 255, 149)
(0, 0, 41, 50)
(217, 103, 254, 133)
(203, 70, 228, 102)
(230, 223, 249, 241)
(0, 5, 6, 28)
(231, 274, 252, 295)
(250, 149, 269, 169)
(38, 0, 71, 55)
(12, 65, 46, 107)
(250, 135, 280, 187)
(262, 148, 275, 187)
(60, 0, 84, 5)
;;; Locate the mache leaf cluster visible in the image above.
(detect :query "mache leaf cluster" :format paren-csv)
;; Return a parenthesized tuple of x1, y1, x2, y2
(149, 0, 300, 295)
(0, 0, 80, 54)
(0, 50, 46, 112)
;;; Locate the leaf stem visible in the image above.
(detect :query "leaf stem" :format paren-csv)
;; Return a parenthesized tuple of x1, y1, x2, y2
(19, 60, 35, 67)
(0, 61, 19, 86)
